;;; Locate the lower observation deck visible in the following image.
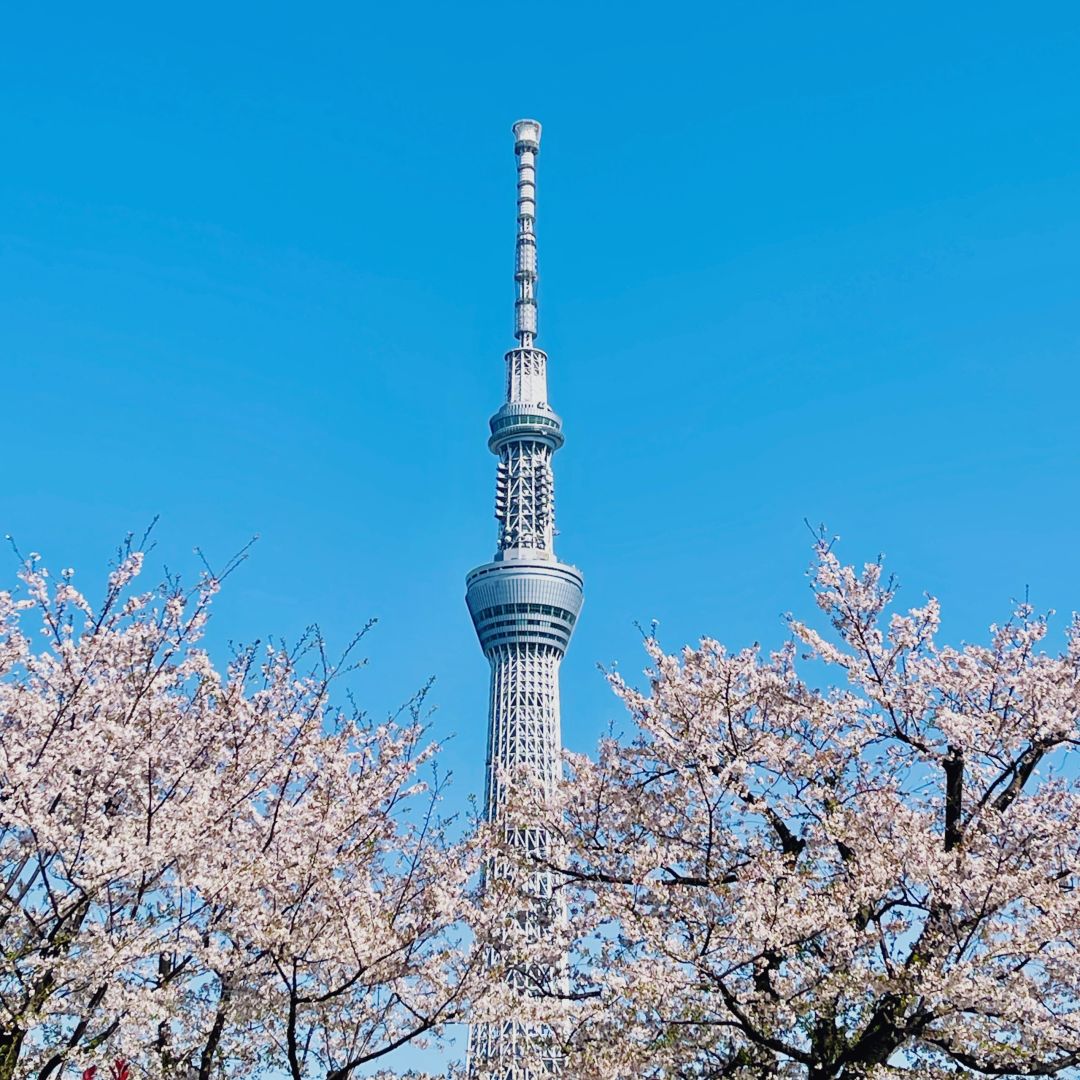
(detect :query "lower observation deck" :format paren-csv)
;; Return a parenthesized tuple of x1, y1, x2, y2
(466, 558, 584, 657)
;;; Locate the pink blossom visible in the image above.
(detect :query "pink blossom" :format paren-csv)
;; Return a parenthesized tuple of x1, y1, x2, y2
(497, 541, 1080, 1077)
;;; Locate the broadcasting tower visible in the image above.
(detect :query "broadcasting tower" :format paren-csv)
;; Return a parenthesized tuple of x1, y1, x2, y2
(464, 120, 583, 1078)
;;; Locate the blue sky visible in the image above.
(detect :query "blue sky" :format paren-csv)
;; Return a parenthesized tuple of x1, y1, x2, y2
(3, 1, 1079, 1070)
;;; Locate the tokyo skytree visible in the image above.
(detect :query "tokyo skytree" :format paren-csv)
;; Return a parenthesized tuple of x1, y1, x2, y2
(464, 120, 583, 1078)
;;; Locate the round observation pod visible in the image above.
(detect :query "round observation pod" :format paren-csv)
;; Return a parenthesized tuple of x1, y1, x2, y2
(466, 559, 584, 658)
(487, 402, 565, 454)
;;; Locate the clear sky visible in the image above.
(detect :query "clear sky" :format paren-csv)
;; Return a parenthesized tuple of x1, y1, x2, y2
(3, 1, 1079, 1071)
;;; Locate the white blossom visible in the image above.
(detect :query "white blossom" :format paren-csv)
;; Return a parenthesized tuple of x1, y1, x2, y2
(500, 542, 1080, 1078)
(0, 552, 490, 1079)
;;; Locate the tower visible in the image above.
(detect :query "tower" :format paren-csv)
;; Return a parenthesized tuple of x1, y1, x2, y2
(464, 120, 583, 1078)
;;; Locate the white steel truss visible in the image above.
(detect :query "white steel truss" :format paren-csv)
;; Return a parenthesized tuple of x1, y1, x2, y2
(495, 441, 554, 553)
(506, 347, 548, 406)
(485, 643, 562, 811)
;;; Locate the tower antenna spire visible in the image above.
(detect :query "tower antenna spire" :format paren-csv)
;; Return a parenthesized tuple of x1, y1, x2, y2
(512, 119, 541, 349)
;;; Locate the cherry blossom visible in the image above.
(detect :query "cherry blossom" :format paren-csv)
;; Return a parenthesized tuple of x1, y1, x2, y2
(507, 541, 1080, 1078)
(0, 546, 488, 1079)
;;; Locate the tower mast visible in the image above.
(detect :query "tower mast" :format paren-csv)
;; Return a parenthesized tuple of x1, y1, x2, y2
(465, 120, 584, 1079)
(513, 119, 540, 351)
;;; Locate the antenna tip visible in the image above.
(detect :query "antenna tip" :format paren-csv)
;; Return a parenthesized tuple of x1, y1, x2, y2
(512, 119, 542, 151)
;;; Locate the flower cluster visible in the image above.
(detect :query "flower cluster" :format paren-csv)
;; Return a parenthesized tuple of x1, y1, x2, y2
(0, 550, 488, 1079)
(502, 543, 1080, 1078)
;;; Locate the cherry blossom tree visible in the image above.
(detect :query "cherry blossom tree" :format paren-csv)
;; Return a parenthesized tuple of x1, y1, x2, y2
(516, 542, 1080, 1078)
(0, 543, 487, 1079)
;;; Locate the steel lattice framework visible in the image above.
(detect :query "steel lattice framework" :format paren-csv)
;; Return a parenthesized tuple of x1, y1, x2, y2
(464, 120, 583, 1080)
